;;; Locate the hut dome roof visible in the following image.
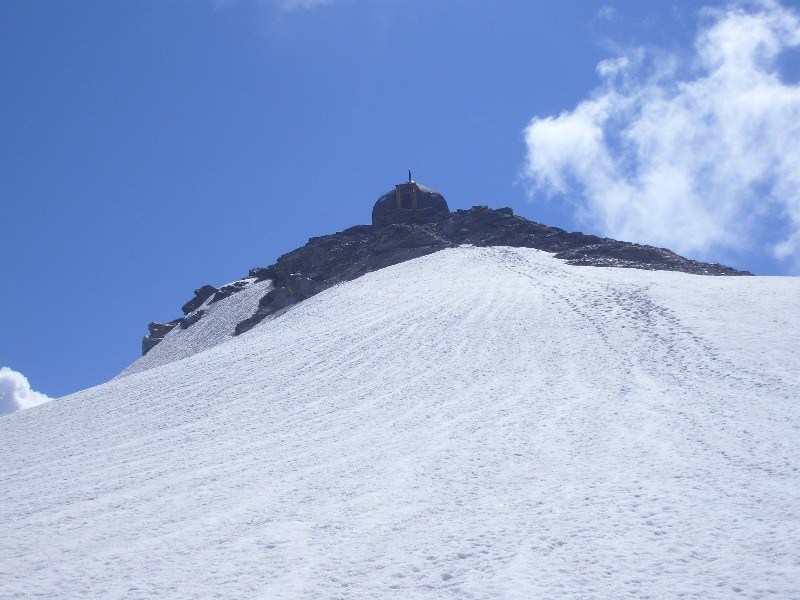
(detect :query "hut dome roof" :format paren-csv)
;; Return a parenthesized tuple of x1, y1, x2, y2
(371, 182, 450, 226)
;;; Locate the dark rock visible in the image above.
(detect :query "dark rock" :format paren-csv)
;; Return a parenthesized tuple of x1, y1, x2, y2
(142, 320, 180, 355)
(234, 312, 265, 336)
(181, 285, 218, 315)
(209, 289, 233, 304)
(148, 321, 179, 338)
(210, 279, 253, 304)
(235, 275, 328, 335)
(283, 274, 320, 299)
(248, 266, 275, 281)
(143, 279, 258, 354)
(179, 310, 206, 329)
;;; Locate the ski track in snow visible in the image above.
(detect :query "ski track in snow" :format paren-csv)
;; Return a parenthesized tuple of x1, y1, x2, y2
(1, 247, 799, 599)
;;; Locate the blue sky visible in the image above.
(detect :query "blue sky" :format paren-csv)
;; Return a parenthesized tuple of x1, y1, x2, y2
(2, 0, 799, 399)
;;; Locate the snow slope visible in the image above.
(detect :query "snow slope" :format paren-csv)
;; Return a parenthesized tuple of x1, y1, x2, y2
(2, 247, 799, 599)
(119, 277, 273, 377)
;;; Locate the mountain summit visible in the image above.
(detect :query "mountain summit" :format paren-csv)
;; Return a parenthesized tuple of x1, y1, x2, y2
(138, 181, 749, 362)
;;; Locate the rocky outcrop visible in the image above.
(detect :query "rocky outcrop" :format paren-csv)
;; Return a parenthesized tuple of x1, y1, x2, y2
(142, 202, 750, 354)
(179, 310, 206, 330)
(236, 274, 322, 335)
(142, 280, 253, 354)
(443, 206, 744, 275)
(209, 279, 254, 304)
(181, 285, 218, 315)
(142, 320, 181, 355)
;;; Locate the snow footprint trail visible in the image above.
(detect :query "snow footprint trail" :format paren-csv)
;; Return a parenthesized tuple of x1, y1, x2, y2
(1, 247, 799, 599)
(461, 247, 800, 597)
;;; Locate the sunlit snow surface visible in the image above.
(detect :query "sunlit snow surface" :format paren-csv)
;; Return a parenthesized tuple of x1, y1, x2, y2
(2, 247, 799, 598)
(118, 277, 273, 378)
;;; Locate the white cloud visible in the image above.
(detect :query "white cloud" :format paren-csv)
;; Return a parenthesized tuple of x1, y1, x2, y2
(596, 55, 631, 77)
(523, 0, 800, 270)
(0, 367, 52, 416)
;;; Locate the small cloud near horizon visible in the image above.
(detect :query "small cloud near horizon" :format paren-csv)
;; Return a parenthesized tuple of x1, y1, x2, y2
(522, 0, 800, 272)
(0, 367, 52, 416)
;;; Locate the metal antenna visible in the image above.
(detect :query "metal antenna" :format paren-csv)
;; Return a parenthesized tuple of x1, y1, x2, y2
(408, 169, 412, 183)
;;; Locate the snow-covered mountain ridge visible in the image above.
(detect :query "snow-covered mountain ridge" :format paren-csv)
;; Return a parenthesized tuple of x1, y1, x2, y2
(140, 204, 749, 361)
(2, 247, 797, 598)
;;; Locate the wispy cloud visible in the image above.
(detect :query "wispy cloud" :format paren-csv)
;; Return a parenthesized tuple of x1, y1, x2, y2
(279, 0, 336, 10)
(213, 0, 336, 11)
(522, 0, 800, 271)
(0, 367, 51, 416)
(596, 6, 616, 22)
